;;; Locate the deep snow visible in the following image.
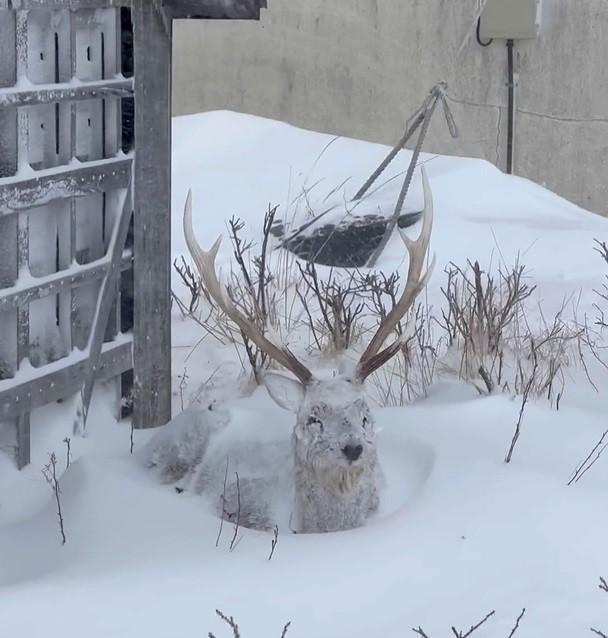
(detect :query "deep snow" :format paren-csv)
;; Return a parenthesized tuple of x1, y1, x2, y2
(1, 111, 607, 638)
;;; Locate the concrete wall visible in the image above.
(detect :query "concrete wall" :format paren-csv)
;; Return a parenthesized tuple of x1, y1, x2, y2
(172, 0, 608, 216)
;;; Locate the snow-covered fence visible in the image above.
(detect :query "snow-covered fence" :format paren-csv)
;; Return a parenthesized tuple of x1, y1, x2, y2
(0, 0, 266, 469)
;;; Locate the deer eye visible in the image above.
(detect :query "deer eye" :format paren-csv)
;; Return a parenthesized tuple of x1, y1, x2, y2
(307, 416, 323, 431)
(362, 416, 368, 428)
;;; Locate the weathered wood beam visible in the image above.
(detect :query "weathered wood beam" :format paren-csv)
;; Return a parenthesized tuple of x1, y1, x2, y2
(2, 1, 129, 9)
(162, 0, 265, 20)
(3, 0, 266, 12)
(0, 77, 133, 108)
(0, 155, 131, 215)
(132, 1, 172, 428)
(0, 338, 133, 421)
(0, 251, 132, 310)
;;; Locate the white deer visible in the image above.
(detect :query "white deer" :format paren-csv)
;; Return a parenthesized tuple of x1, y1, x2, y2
(170, 168, 434, 533)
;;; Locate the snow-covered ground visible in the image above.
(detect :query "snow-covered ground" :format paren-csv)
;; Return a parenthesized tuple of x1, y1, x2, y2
(1, 111, 608, 637)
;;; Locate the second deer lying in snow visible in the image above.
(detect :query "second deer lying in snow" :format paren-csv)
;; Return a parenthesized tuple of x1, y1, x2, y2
(155, 168, 435, 533)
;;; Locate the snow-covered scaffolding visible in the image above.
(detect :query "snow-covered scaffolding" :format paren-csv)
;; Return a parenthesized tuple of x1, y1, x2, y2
(0, 0, 266, 469)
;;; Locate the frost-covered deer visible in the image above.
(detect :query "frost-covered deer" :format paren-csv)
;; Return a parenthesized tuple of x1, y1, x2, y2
(156, 169, 434, 533)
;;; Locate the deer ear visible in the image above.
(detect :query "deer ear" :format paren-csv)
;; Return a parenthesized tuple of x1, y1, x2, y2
(263, 372, 305, 412)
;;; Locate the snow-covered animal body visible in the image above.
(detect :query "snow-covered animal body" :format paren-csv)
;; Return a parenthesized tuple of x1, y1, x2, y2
(154, 167, 435, 533)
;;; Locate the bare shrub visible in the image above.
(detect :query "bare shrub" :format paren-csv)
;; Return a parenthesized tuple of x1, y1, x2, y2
(367, 302, 440, 406)
(297, 261, 365, 353)
(353, 269, 439, 405)
(438, 259, 535, 393)
(224, 212, 273, 382)
(436, 259, 588, 405)
(173, 256, 200, 314)
(181, 205, 285, 383)
(179, 191, 440, 400)
(172, 264, 237, 349)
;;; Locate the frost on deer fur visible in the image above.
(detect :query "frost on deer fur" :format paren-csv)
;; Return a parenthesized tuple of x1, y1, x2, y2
(144, 377, 383, 533)
(144, 398, 293, 531)
(145, 402, 229, 488)
(265, 374, 381, 533)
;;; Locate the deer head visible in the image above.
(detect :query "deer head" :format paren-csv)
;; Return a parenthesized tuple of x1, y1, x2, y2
(183, 167, 435, 532)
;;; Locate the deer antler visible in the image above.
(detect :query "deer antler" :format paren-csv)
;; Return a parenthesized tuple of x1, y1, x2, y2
(183, 190, 313, 386)
(355, 166, 436, 382)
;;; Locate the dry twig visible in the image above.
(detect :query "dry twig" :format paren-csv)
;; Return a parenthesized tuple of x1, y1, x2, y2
(412, 608, 527, 638)
(209, 610, 241, 638)
(506, 609, 526, 638)
(568, 429, 608, 485)
(452, 610, 496, 638)
(505, 340, 538, 463)
(41, 452, 66, 545)
(298, 261, 365, 353)
(229, 472, 241, 552)
(268, 524, 279, 561)
(216, 457, 230, 548)
(63, 437, 71, 470)
(208, 609, 291, 638)
(591, 576, 608, 638)
(173, 256, 201, 314)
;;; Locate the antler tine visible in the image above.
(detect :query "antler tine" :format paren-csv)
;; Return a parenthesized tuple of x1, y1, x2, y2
(355, 166, 436, 382)
(183, 190, 313, 386)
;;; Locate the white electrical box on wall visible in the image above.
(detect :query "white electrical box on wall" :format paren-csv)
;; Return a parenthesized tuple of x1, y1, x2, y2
(479, 0, 542, 40)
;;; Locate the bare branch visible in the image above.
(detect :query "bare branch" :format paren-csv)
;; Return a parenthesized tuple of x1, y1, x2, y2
(216, 457, 229, 548)
(41, 452, 66, 545)
(208, 609, 290, 638)
(452, 610, 496, 638)
(62, 437, 71, 470)
(505, 340, 538, 463)
(268, 524, 279, 561)
(173, 256, 201, 314)
(506, 608, 526, 638)
(568, 430, 608, 485)
(229, 472, 241, 552)
(209, 610, 241, 638)
(297, 262, 365, 353)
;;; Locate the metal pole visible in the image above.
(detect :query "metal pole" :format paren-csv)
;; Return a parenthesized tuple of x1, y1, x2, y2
(366, 89, 442, 268)
(506, 39, 515, 174)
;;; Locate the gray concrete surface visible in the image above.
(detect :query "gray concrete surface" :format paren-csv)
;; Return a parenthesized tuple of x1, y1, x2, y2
(172, 0, 608, 216)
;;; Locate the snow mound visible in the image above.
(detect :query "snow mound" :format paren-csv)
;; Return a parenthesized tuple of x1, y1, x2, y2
(1, 111, 607, 638)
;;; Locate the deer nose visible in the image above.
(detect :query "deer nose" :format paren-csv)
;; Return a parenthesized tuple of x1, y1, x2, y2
(342, 444, 363, 461)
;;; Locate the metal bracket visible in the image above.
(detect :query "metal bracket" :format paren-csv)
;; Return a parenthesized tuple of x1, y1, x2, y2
(354, 82, 458, 267)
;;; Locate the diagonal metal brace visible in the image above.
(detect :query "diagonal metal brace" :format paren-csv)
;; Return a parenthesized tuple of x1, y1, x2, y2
(73, 181, 133, 435)
(354, 82, 458, 267)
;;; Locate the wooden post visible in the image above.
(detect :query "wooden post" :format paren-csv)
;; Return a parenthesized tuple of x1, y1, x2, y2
(132, 1, 172, 428)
